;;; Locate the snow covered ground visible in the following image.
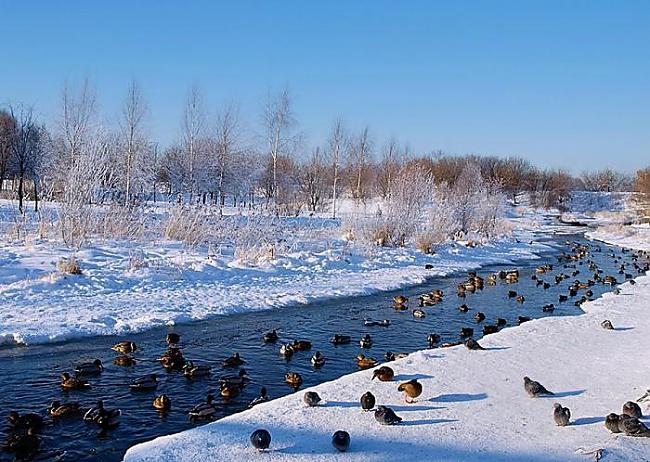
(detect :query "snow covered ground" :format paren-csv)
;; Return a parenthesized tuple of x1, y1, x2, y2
(0, 200, 552, 346)
(123, 233, 650, 462)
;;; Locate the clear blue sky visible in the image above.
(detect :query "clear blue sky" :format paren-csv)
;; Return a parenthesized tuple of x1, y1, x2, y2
(1, 0, 648, 173)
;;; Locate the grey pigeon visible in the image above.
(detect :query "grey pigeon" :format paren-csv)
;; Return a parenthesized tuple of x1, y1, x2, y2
(303, 391, 321, 407)
(374, 405, 402, 425)
(250, 429, 271, 450)
(553, 403, 570, 426)
(619, 415, 650, 437)
(622, 401, 643, 418)
(601, 320, 614, 330)
(464, 337, 485, 350)
(605, 413, 623, 433)
(524, 376, 554, 397)
(360, 391, 376, 411)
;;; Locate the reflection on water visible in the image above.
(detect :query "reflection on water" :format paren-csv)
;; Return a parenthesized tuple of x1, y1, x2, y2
(0, 234, 646, 461)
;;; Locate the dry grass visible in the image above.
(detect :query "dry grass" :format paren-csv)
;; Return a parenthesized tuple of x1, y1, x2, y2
(56, 256, 82, 275)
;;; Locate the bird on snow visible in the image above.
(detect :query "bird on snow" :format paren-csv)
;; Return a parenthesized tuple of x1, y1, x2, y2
(332, 430, 350, 452)
(523, 376, 554, 397)
(553, 403, 571, 426)
(601, 320, 614, 330)
(250, 429, 271, 451)
(622, 401, 643, 418)
(464, 337, 485, 350)
(372, 366, 395, 382)
(303, 391, 321, 407)
(374, 405, 402, 425)
(398, 379, 423, 403)
(360, 391, 376, 411)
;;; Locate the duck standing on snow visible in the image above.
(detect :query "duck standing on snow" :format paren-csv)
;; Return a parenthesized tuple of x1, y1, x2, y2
(303, 391, 321, 407)
(398, 379, 422, 403)
(464, 337, 485, 350)
(372, 366, 394, 382)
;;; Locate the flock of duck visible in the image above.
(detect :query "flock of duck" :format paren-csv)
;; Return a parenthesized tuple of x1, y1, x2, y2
(3, 241, 649, 459)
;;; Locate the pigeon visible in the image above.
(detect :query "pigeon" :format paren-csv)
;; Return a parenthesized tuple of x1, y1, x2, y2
(331, 430, 350, 452)
(605, 413, 626, 433)
(303, 391, 322, 407)
(250, 429, 271, 451)
(619, 415, 650, 437)
(374, 405, 402, 425)
(398, 379, 423, 403)
(523, 376, 554, 397)
(601, 320, 614, 330)
(622, 401, 643, 418)
(553, 403, 571, 426)
(360, 391, 376, 411)
(464, 337, 485, 350)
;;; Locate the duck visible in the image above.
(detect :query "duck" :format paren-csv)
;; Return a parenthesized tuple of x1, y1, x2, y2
(458, 304, 469, 312)
(262, 330, 278, 343)
(291, 339, 312, 351)
(48, 400, 81, 418)
(517, 316, 531, 324)
(222, 352, 245, 367)
(279, 343, 294, 359)
(7, 412, 44, 431)
(159, 347, 186, 371)
(356, 354, 377, 369)
(3, 427, 39, 460)
(96, 412, 121, 433)
(412, 308, 426, 318)
(558, 294, 568, 302)
(220, 381, 241, 399)
(398, 379, 423, 403)
(360, 391, 376, 411)
(427, 333, 441, 346)
(250, 429, 271, 451)
(516, 295, 525, 303)
(359, 334, 373, 348)
(60, 372, 90, 390)
(113, 355, 136, 366)
(542, 303, 555, 312)
(372, 366, 395, 382)
(474, 312, 485, 322)
(311, 351, 326, 367)
(285, 372, 303, 389)
(482, 325, 498, 335)
(330, 334, 351, 346)
(183, 361, 211, 379)
(508, 290, 517, 298)
(83, 400, 121, 423)
(393, 295, 408, 305)
(189, 394, 218, 420)
(74, 359, 103, 376)
(460, 327, 474, 337)
(219, 369, 248, 388)
(248, 387, 269, 408)
(303, 391, 321, 407)
(543, 282, 551, 289)
(111, 341, 137, 355)
(384, 351, 408, 361)
(464, 337, 485, 350)
(153, 395, 171, 412)
(165, 332, 180, 345)
(364, 319, 390, 327)
(130, 374, 158, 391)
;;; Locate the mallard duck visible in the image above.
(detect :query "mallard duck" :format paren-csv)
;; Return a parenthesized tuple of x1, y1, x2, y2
(542, 304, 555, 312)
(516, 295, 525, 303)
(74, 359, 103, 376)
(356, 354, 377, 369)
(183, 361, 211, 379)
(130, 374, 158, 391)
(223, 352, 245, 367)
(398, 379, 422, 403)
(60, 372, 90, 390)
(291, 340, 312, 351)
(7, 412, 44, 431)
(159, 347, 185, 371)
(113, 355, 136, 366)
(303, 391, 321, 407)
(558, 294, 568, 302)
(83, 400, 121, 423)
(474, 312, 485, 322)
(285, 372, 303, 388)
(460, 327, 474, 337)
(359, 334, 372, 348)
(487, 274, 497, 285)
(364, 319, 390, 327)
(384, 351, 408, 361)
(111, 341, 137, 355)
(458, 304, 469, 312)
(220, 368, 248, 387)
(96, 413, 120, 432)
(48, 400, 81, 418)
(372, 366, 394, 382)
(279, 343, 294, 359)
(248, 387, 269, 408)
(262, 330, 278, 343)
(427, 333, 441, 346)
(393, 295, 408, 305)
(311, 351, 325, 367)
(496, 318, 507, 326)
(330, 334, 351, 345)
(153, 395, 171, 411)
(535, 266, 546, 274)
(166, 333, 180, 345)
(508, 290, 517, 298)
(518, 316, 531, 324)
(220, 382, 241, 398)
(482, 325, 498, 335)
(3, 427, 39, 459)
(361, 391, 376, 411)
(189, 394, 218, 420)
(412, 309, 426, 318)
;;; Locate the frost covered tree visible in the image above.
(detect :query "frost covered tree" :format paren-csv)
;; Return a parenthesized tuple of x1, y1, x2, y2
(181, 84, 206, 203)
(213, 102, 241, 213)
(119, 79, 149, 205)
(0, 110, 15, 191)
(326, 118, 345, 218)
(349, 126, 372, 203)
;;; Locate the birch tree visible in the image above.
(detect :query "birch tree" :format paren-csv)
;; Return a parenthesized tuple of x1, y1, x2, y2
(214, 102, 240, 213)
(120, 79, 148, 205)
(327, 118, 345, 218)
(181, 84, 206, 203)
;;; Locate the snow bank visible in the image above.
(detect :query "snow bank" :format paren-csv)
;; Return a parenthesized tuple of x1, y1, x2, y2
(123, 248, 650, 461)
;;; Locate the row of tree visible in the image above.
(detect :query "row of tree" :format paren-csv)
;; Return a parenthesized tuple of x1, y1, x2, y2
(0, 80, 647, 219)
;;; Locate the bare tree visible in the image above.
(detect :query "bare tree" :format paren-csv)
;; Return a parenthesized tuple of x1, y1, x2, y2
(377, 137, 400, 199)
(263, 88, 295, 212)
(580, 168, 631, 192)
(326, 118, 345, 218)
(349, 126, 372, 202)
(0, 110, 15, 191)
(213, 102, 241, 214)
(120, 79, 148, 205)
(181, 84, 206, 203)
(9, 105, 43, 212)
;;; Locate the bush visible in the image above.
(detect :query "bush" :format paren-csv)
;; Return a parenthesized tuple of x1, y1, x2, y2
(56, 256, 82, 275)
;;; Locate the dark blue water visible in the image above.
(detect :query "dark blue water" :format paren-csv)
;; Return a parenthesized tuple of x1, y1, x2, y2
(1, 233, 647, 461)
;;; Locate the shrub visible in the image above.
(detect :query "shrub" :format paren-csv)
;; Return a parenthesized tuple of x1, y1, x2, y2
(57, 256, 82, 275)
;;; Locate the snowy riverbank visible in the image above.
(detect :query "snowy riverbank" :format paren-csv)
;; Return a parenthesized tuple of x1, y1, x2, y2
(123, 234, 650, 462)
